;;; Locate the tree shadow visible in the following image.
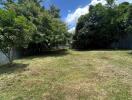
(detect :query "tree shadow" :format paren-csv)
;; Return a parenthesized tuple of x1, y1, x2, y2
(127, 51, 132, 55)
(72, 48, 132, 51)
(44, 49, 70, 57)
(0, 63, 29, 75)
(21, 49, 70, 60)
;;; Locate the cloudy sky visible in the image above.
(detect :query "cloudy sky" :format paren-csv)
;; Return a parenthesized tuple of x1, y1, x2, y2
(44, 0, 132, 32)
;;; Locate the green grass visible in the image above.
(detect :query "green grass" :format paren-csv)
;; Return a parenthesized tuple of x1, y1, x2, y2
(0, 50, 132, 100)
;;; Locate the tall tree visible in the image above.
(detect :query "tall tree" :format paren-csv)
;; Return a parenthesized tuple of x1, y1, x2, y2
(2, 0, 70, 55)
(0, 9, 35, 63)
(73, 0, 131, 49)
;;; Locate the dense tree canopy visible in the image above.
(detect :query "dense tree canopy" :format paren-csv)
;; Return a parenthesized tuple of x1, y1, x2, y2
(0, 0, 71, 62)
(0, 9, 35, 63)
(73, 0, 132, 49)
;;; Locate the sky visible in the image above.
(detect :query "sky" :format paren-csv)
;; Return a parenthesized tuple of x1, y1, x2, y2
(44, 0, 132, 32)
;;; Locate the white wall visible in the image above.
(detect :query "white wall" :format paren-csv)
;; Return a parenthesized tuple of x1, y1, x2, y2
(0, 52, 9, 65)
(0, 50, 21, 65)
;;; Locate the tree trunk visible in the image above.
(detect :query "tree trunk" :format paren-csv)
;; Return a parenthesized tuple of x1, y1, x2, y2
(8, 48, 14, 65)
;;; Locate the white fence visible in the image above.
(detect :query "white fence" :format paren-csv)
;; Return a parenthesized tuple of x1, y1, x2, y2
(0, 49, 20, 65)
(0, 52, 9, 65)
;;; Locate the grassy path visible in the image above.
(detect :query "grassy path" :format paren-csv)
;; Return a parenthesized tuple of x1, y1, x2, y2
(0, 50, 132, 100)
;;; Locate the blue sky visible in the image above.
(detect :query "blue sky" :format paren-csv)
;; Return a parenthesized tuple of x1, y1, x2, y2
(44, 0, 132, 32)
(44, 0, 90, 21)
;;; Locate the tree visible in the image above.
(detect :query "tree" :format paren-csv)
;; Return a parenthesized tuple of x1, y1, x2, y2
(125, 5, 132, 36)
(73, 0, 131, 49)
(2, 0, 70, 55)
(0, 9, 35, 63)
(48, 5, 60, 18)
(106, 0, 116, 8)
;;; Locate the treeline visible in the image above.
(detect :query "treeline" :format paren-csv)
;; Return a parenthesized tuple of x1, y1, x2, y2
(73, 0, 132, 49)
(0, 0, 71, 63)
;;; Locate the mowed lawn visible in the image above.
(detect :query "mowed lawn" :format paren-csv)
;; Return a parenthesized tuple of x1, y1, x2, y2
(0, 50, 132, 100)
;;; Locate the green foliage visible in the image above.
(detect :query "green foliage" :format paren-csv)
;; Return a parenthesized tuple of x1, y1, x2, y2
(0, 0, 70, 58)
(48, 5, 60, 18)
(106, 0, 116, 7)
(73, 0, 132, 49)
(0, 9, 35, 63)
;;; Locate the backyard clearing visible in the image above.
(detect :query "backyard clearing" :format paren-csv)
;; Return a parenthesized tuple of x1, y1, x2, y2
(0, 50, 132, 100)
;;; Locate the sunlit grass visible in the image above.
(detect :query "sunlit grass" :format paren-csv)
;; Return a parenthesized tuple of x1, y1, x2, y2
(0, 50, 132, 100)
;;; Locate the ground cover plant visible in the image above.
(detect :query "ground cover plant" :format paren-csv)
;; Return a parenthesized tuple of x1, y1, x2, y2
(0, 50, 132, 100)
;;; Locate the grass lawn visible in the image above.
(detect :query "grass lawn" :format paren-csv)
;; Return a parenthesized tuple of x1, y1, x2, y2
(0, 50, 132, 100)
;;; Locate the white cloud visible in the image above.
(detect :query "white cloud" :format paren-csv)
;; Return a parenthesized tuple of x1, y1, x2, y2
(118, 0, 132, 3)
(68, 27, 75, 33)
(66, 5, 89, 28)
(66, 0, 132, 32)
(66, 0, 107, 32)
(90, 0, 106, 5)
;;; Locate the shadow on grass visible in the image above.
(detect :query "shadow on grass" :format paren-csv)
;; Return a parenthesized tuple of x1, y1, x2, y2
(44, 49, 70, 56)
(127, 51, 132, 55)
(72, 48, 132, 51)
(22, 49, 70, 60)
(0, 63, 29, 75)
